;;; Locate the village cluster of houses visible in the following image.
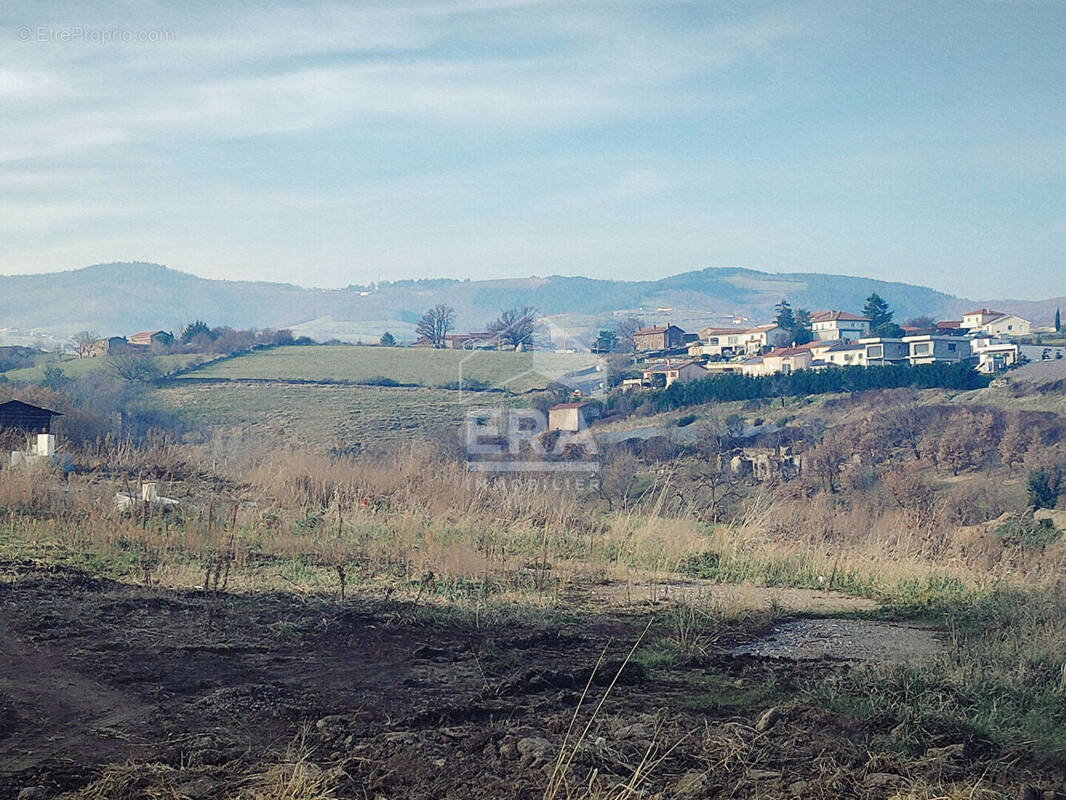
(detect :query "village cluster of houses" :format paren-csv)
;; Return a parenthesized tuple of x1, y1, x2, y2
(87, 330, 174, 357)
(627, 307, 1041, 389)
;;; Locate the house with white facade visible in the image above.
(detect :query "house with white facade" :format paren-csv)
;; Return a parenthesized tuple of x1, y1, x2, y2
(690, 324, 790, 357)
(642, 360, 709, 388)
(810, 311, 871, 342)
(794, 339, 842, 361)
(961, 309, 1031, 338)
(970, 337, 1020, 373)
(742, 347, 813, 377)
(819, 342, 868, 367)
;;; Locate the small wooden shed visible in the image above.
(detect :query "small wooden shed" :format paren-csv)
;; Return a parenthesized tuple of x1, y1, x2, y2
(0, 400, 62, 434)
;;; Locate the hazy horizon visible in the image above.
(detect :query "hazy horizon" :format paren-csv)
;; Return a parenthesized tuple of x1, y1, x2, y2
(2, 1, 1064, 300)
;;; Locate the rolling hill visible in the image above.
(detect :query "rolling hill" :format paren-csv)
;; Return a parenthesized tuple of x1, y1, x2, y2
(0, 261, 1059, 345)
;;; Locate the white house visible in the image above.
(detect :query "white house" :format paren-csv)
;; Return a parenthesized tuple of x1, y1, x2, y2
(742, 347, 813, 377)
(970, 337, 1020, 373)
(642, 360, 709, 388)
(961, 309, 1031, 338)
(795, 339, 842, 361)
(980, 314, 1030, 338)
(819, 342, 868, 367)
(810, 311, 872, 342)
(961, 308, 1001, 329)
(690, 324, 790, 357)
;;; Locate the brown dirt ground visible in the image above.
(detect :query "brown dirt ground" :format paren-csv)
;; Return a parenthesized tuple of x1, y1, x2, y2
(0, 561, 1063, 799)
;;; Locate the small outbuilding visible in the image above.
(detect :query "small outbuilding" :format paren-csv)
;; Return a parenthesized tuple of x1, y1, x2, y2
(0, 399, 62, 433)
(548, 401, 600, 432)
(0, 399, 62, 459)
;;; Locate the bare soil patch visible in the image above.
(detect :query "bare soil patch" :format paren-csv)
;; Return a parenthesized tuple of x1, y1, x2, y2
(0, 561, 1060, 799)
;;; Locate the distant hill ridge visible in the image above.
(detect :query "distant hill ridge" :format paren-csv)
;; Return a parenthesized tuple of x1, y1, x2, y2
(0, 261, 1060, 342)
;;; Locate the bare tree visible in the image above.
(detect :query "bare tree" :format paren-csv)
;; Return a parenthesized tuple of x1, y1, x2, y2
(416, 305, 456, 348)
(488, 306, 537, 349)
(999, 418, 1029, 476)
(883, 465, 938, 531)
(937, 413, 978, 476)
(110, 352, 162, 382)
(71, 330, 99, 359)
(612, 316, 646, 352)
(807, 432, 849, 493)
(599, 450, 640, 511)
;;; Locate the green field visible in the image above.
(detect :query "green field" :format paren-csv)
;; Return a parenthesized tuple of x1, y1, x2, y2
(0, 353, 202, 382)
(175, 345, 600, 392)
(155, 382, 509, 450)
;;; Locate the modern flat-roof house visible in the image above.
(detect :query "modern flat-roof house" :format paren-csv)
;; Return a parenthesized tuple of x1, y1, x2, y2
(633, 325, 685, 352)
(547, 401, 600, 432)
(689, 324, 789, 357)
(810, 311, 871, 342)
(858, 337, 910, 366)
(641, 360, 709, 388)
(904, 335, 972, 365)
(970, 337, 1020, 373)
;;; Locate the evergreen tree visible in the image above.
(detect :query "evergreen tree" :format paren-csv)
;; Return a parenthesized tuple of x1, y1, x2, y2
(1056, 308, 1061, 332)
(181, 320, 212, 344)
(862, 293, 893, 329)
(874, 321, 905, 338)
(774, 298, 795, 330)
(379, 331, 396, 347)
(790, 308, 814, 345)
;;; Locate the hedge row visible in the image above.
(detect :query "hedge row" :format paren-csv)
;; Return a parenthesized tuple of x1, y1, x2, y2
(649, 361, 989, 411)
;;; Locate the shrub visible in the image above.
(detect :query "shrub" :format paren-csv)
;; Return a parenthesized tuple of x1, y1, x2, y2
(361, 376, 400, 387)
(994, 514, 1063, 550)
(1027, 467, 1063, 509)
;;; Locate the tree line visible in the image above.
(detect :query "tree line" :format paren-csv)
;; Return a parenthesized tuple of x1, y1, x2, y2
(410, 304, 538, 349)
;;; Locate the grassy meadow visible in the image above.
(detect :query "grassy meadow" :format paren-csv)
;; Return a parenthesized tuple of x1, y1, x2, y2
(153, 381, 512, 451)
(0, 352, 202, 382)
(174, 344, 601, 391)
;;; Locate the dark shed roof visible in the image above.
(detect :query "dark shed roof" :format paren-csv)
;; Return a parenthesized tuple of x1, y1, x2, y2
(0, 400, 62, 433)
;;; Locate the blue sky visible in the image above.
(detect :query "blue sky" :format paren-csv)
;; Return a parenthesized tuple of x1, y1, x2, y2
(1, 0, 1064, 299)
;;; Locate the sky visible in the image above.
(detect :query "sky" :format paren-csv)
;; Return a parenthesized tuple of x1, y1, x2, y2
(0, 0, 1064, 300)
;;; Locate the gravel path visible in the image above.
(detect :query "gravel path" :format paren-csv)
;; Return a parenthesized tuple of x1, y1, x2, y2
(731, 618, 945, 666)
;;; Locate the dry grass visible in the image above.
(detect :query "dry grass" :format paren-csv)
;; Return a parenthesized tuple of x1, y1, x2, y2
(2, 433, 1064, 612)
